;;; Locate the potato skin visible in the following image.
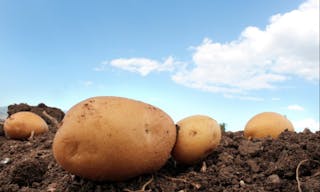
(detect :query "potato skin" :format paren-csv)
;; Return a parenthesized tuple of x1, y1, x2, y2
(244, 112, 294, 139)
(53, 96, 176, 181)
(172, 115, 221, 165)
(4, 111, 48, 139)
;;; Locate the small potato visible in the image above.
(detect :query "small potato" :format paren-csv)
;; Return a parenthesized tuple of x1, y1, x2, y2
(4, 111, 48, 139)
(172, 115, 221, 165)
(244, 112, 294, 139)
(53, 96, 176, 181)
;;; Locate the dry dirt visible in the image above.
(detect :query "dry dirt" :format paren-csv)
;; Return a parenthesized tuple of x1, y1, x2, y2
(0, 103, 319, 192)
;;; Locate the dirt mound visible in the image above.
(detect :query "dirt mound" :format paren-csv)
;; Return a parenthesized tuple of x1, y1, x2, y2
(0, 104, 319, 192)
(7, 103, 64, 129)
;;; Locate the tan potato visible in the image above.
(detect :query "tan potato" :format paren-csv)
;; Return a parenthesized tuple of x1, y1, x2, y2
(172, 115, 221, 165)
(53, 96, 176, 181)
(4, 111, 48, 139)
(244, 112, 294, 139)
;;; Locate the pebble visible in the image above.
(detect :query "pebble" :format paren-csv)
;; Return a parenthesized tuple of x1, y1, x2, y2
(267, 174, 281, 184)
(47, 183, 57, 192)
(240, 180, 246, 187)
(0, 157, 10, 164)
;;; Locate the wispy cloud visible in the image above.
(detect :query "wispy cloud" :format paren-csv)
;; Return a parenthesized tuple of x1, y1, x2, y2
(93, 65, 106, 72)
(287, 104, 305, 111)
(82, 81, 93, 87)
(224, 94, 264, 101)
(97, 56, 178, 76)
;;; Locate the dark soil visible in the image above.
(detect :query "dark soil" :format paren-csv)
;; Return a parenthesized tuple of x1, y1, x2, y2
(0, 104, 319, 192)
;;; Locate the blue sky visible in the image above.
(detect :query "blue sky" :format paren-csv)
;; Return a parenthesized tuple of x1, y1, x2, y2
(0, 0, 319, 132)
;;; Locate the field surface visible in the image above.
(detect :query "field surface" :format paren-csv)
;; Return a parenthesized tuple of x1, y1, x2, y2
(0, 104, 319, 192)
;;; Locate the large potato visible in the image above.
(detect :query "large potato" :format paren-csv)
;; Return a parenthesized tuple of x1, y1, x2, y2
(53, 96, 176, 181)
(244, 112, 294, 139)
(172, 115, 221, 165)
(4, 111, 48, 139)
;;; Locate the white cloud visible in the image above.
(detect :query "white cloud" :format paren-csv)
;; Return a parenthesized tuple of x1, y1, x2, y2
(272, 97, 281, 101)
(173, 0, 319, 94)
(287, 104, 305, 111)
(105, 56, 176, 76)
(97, 0, 319, 97)
(293, 118, 320, 132)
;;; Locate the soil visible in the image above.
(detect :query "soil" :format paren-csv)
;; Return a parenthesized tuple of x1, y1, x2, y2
(0, 103, 319, 192)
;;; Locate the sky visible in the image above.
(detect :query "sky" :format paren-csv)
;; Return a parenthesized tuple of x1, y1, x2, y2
(0, 0, 319, 132)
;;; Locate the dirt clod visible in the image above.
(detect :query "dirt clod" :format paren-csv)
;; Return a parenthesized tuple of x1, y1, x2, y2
(0, 103, 319, 191)
(11, 158, 48, 186)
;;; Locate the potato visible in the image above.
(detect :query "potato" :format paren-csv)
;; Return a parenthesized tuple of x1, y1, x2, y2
(53, 96, 176, 181)
(244, 112, 294, 139)
(4, 111, 48, 139)
(172, 115, 221, 165)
